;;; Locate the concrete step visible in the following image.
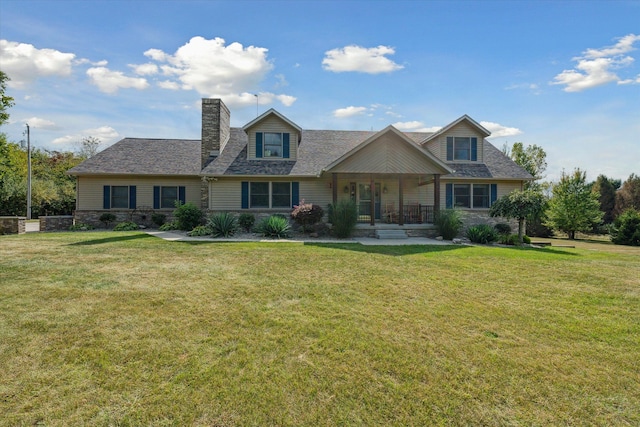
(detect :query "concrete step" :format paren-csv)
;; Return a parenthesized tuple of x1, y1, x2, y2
(375, 229, 408, 239)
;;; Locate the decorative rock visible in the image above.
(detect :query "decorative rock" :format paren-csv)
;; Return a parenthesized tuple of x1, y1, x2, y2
(452, 238, 462, 244)
(435, 236, 443, 241)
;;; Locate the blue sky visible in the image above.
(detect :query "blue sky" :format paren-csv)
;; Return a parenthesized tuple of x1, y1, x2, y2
(1, 0, 638, 182)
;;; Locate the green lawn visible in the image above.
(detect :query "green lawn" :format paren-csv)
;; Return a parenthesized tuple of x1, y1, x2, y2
(1, 232, 639, 426)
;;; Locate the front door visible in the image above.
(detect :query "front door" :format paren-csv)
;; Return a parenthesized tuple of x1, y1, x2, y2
(358, 183, 381, 220)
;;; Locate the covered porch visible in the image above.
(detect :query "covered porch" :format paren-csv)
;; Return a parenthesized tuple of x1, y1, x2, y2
(330, 173, 442, 226)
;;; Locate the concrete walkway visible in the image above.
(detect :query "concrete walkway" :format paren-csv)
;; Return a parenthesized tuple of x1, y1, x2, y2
(145, 230, 452, 246)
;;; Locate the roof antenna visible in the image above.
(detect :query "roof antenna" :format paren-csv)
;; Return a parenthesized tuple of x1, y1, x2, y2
(254, 94, 258, 117)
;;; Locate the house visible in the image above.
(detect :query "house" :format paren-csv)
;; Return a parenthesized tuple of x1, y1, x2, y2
(68, 98, 532, 235)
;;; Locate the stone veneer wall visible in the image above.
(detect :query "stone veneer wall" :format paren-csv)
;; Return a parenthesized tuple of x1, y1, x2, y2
(0, 216, 26, 234)
(74, 210, 175, 229)
(459, 210, 518, 234)
(201, 99, 231, 210)
(40, 215, 74, 232)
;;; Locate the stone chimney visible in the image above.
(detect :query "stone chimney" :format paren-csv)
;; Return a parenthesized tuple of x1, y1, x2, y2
(201, 98, 230, 168)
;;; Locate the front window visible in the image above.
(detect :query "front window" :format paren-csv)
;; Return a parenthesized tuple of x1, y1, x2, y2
(250, 182, 270, 208)
(473, 184, 490, 208)
(453, 137, 471, 161)
(249, 182, 291, 208)
(161, 186, 178, 208)
(111, 186, 129, 209)
(264, 133, 283, 158)
(453, 184, 471, 208)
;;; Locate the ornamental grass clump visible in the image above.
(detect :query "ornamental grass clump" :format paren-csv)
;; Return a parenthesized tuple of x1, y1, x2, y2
(328, 199, 358, 238)
(291, 200, 324, 232)
(207, 212, 238, 238)
(434, 209, 462, 240)
(255, 215, 291, 238)
(466, 224, 499, 244)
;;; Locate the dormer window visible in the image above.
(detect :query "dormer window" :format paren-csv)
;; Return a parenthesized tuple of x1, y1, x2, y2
(264, 132, 283, 158)
(255, 132, 291, 159)
(447, 137, 478, 161)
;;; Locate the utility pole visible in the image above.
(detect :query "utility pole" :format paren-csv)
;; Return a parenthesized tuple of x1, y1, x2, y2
(26, 123, 31, 220)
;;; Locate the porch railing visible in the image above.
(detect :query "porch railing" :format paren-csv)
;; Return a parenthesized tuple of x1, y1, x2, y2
(357, 204, 434, 224)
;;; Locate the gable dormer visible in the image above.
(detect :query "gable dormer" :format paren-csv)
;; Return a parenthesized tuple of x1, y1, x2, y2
(243, 109, 302, 161)
(421, 115, 491, 163)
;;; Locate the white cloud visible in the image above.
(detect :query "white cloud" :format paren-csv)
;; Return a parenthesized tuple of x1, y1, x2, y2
(333, 106, 368, 118)
(23, 117, 59, 130)
(131, 62, 159, 76)
(552, 33, 640, 92)
(52, 126, 119, 145)
(322, 45, 404, 74)
(392, 121, 441, 132)
(481, 121, 523, 138)
(86, 67, 149, 94)
(140, 36, 295, 108)
(0, 40, 75, 88)
(158, 80, 180, 90)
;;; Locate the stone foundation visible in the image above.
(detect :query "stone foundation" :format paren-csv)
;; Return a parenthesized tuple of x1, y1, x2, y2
(0, 216, 26, 234)
(459, 210, 518, 234)
(74, 209, 175, 229)
(40, 215, 74, 232)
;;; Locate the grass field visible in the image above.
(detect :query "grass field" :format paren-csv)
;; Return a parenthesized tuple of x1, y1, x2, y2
(1, 232, 639, 426)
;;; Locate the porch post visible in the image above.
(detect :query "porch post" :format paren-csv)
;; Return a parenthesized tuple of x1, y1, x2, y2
(398, 175, 404, 226)
(332, 173, 338, 204)
(433, 174, 441, 213)
(370, 174, 375, 226)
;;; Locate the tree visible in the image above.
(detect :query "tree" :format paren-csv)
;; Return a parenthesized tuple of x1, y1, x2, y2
(76, 136, 102, 159)
(489, 189, 546, 244)
(504, 142, 547, 188)
(592, 174, 618, 224)
(0, 71, 15, 126)
(545, 169, 603, 240)
(615, 174, 640, 216)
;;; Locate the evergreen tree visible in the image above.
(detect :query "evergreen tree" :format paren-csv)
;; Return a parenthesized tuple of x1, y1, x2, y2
(592, 174, 618, 224)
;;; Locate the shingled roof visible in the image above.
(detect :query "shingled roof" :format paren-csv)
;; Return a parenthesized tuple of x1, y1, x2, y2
(447, 143, 533, 180)
(201, 128, 435, 177)
(67, 138, 201, 176)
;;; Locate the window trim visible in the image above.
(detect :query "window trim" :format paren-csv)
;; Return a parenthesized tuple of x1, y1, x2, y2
(446, 183, 497, 209)
(160, 186, 179, 209)
(446, 136, 478, 162)
(104, 185, 136, 210)
(244, 181, 297, 209)
(153, 185, 186, 209)
(263, 132, 284, 158)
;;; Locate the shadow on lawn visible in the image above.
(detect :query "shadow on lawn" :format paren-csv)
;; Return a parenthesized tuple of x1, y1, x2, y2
(303, 242, 469, 256)
(69, 233, 154, 246)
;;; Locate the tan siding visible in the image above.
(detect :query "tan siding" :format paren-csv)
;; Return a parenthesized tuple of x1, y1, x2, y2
(209, 178, 331, 210)
(246, 115, 299, 161)
(426, 122, 486, 163)
(438, 179, 525, 208)
(330, 133, 442, 174)
(77, 176, 201, 210)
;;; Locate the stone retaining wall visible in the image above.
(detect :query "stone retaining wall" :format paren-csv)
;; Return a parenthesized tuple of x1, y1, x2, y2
(0, 216, 26, 234)
(74, 210, 175, 229)
(40, 215, 74, 232)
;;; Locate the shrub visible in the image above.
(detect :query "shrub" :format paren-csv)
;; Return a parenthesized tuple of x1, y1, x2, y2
(159, 220, 179, 231)
(174, 202, 203, 231)
(238, 213, 255, 232)
(466, 224, 499, 244)
(291, 200, 324, 232)
(499, 233, 531, 245)
(113, 221, 139, 231)
(494, 223, 512, 235)
(610, 209, 640, 246)
(207, 212, 238, 237)
(99, 213, 116, 228)
(151, 213, 166, 227)
(434, 209, 463, 240)
(255, 215, 291, 238)
(328, 199, 358, 238)
(69, 223, 94, 231)
(188, 225, 212, 237)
